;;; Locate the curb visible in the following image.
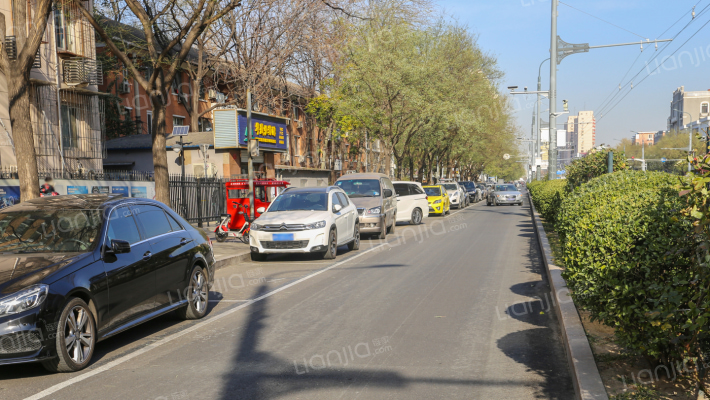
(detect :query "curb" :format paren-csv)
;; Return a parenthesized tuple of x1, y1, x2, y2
(214, 251, 252, 270)
(528, 193, 608, 400)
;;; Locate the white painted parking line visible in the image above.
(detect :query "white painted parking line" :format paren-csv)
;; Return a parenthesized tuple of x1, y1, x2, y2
(24, 241, 390, 400)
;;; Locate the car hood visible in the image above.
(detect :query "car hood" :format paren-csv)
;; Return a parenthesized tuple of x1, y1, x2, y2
(346, 197, 381, 209)
(493, 191, 522, 196)
(0, 252, 90, 295)
(255, 211, 329, 225)
(427, 195, 445, 202)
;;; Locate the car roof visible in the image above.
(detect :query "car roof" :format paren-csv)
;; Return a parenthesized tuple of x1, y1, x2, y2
(0, 194, 170, 213)
(336, 173, 388, 180)
(392, 181, 422, 186)
(283, 186, 330, 193)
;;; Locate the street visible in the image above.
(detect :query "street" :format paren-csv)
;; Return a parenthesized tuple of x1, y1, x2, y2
(0, 199, 574, 400)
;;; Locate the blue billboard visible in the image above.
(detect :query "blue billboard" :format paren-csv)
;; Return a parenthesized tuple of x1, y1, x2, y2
(237, 112, 288, 152)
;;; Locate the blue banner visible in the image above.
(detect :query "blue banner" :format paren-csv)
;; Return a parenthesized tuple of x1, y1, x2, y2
(237, 112, 288, 152)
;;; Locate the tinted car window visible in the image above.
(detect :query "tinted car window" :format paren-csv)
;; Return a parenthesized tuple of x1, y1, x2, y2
(394, 183, 412, 197)
(107, 207, 142, 245)
(132, 205, 172, 239)
(0, 209, 102, 253)
(336, 179, 381, 198)
(336, 192, 349, 206)
(332, 193, 343, 208)
(269, 192, 328, 211)
(424, 187, 441, 196)
(412, 185, 424, 195)
(442, 184, 458, 191)
(167, 213, 183, 231)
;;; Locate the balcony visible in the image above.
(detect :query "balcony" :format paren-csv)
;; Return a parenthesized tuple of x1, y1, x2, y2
(63, 57, 103, 86)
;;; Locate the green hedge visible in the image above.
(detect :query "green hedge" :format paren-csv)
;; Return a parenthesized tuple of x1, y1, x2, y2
(565, 149, 627, 192)
(528, 179, 567, 224)
(556, 171, 695, 360)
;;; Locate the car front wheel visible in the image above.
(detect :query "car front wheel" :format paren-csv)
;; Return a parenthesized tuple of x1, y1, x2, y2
(43, 297, 96, 373)
(348, 224, 360, 251)
(323, 229, 338, 259)
(410, 208, 423, 225)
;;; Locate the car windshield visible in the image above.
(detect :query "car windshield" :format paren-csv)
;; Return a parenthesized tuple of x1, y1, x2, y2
(442, 184, 458, 191)
(424, 187, 441, 196)
(0, 210, 102, 253)
(495, 185, 517, 192)
(336, 179, 381, 198)
(268, 192, 328, 212)
(460, 182, 475, 190)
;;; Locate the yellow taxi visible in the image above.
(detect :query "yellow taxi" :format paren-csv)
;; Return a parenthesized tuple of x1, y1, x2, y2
(423, 185, 450, 215)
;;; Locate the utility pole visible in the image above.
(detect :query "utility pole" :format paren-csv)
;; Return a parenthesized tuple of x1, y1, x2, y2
(247, 89, 255, 221)
(537, 58, 549, 181)
(549, 0, 558, 180)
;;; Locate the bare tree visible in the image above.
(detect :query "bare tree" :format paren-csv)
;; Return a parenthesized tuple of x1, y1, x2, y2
(0, 1, 54, 201)
(72, 0, 244, 204)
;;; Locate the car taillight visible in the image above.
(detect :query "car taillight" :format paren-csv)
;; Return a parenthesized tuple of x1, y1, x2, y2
(207, 237, 213, 251)
(425, 196, 428, 200)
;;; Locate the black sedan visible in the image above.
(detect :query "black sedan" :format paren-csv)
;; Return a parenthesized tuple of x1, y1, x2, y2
(0, 194, 214, 372)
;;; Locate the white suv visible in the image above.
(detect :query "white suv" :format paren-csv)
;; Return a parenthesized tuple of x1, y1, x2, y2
(249, 186, 360, 261)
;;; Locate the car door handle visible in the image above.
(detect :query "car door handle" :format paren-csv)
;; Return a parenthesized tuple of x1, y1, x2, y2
(180, 238, 190, 246)
(143, 251, 152, 261)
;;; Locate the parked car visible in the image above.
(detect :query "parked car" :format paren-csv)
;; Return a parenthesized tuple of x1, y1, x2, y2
(0, 194, 215, 372)
(458, 181, 480, 203)
(487, 184, 523, 206)
(335, 173, 397, 239)
(393, 181, 429, 225)
(249, 186, 359, 261)
(423, 185, 450, 215)
(441, 182, 467, 209)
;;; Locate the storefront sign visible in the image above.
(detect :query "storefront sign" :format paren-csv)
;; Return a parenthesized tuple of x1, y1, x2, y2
(238, 112, 288, 152)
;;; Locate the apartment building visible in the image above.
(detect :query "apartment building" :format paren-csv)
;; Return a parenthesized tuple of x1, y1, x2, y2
(576, 111, 596, 155)
(631, 132, 656, 146)
(668, 86, 710, 132)
(0, 0, 104, 172)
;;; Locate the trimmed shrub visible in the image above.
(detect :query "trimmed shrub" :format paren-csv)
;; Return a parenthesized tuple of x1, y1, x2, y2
(528, 179, 567, 223)
(556, 171, 695, 361)
(565, 149, 627, 192)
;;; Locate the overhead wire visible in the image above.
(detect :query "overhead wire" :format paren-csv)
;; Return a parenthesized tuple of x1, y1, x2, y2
(559, 2, 649, 40)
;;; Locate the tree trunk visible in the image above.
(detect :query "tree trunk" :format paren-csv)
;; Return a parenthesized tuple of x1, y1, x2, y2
(9, 75, 39, 201)
(190, 80, 199, 132)
(151, 96, 170, 205)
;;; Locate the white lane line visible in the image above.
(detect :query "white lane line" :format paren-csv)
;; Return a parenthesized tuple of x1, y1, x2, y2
(24, 242, 389, 400)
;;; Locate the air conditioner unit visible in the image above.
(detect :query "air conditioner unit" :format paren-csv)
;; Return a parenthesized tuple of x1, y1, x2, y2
(118, 105, 127, 115)
(297, 120, 303, 129)
(298, 154, 305, 164)
(215, 92, 226, 103)
(118, 79, 130, 93)
(64, 57, 103, 86)
(177, 95, 185, 104)
(208, 89, 217, 99)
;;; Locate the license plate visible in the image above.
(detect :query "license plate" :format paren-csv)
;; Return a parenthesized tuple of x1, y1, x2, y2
(272, 233, 294, 241)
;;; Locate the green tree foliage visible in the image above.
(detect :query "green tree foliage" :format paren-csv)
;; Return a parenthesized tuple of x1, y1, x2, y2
(615, 132, 705, 174)
(565, 149, 627, 191)
(310, 9, 522, 181)
(557, 171, 697, 367)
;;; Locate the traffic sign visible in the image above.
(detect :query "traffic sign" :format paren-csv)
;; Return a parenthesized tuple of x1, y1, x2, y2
(556, 170, 566, 175)
(661, 157, 667, 163)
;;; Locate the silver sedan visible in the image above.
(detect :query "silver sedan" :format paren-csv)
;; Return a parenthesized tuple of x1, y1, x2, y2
(486, 184, 523, 206)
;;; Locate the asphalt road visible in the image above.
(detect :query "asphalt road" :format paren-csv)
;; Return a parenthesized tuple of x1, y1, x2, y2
(0, 196, 575, 400)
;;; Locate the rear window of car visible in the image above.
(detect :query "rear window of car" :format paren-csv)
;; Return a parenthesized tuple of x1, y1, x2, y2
(394, 183, 412, 196)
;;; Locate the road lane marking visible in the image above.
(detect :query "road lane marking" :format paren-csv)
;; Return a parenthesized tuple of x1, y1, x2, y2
(24, 242, 390, 400)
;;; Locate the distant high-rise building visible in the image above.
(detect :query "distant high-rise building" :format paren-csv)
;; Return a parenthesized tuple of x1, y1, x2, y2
(564, 111, 595, 157)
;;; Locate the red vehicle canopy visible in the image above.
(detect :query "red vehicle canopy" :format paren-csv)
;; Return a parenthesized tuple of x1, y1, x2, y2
(225, 179, 290, 189)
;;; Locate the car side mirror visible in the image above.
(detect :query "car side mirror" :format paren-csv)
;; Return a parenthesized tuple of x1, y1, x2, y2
(384, 189, 393, 198)
(332, 204, 343, 213)
(109, 239, 131, 254)
(256, 207, 266, 214)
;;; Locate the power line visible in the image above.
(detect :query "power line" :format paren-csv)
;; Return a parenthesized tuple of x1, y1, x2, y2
(599, 14, 710, 121)
(559, 1, 649, 39)
(597, 3, 710, 117)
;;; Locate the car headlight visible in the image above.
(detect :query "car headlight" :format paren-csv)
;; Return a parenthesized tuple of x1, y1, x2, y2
(251, 223, 262, 231)
(451, 191, 459, 198)
(433, 199, 442, 204)
(497, 194, 505, 199)
(305, 220, 327, 230)
(0, 285, 48, 317)
(366, 207, 381, 215)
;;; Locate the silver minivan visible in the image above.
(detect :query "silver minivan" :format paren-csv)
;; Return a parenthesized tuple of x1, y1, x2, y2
(335, 173, 397, 239)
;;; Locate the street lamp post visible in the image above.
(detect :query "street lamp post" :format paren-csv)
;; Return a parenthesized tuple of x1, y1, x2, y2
(673, 109, 693, 173)
(536, 58, 550, 181)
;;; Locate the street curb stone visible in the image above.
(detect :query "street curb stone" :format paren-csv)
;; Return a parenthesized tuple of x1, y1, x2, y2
(528, 192, 609, 400)
(214, 251, 252, 270)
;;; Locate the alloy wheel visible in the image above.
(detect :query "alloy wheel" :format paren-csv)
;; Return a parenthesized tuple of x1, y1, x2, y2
(64, 306, 93, 365)
(330, 230, 337, 255)
(191, 270, 208, 314)
(413, 209, 422, 224)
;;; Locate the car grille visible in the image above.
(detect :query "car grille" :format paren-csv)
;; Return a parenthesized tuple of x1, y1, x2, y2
(0, 331, 42, 354)
(262, 240, 309, 249)
(506, 195, 517, 200)
(261, 224, 307, 232)
(357, 208, 365, 216)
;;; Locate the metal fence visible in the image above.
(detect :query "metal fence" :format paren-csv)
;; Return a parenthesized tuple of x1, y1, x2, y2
(0, 167, 155, 181)
(169, 174, 228, 226)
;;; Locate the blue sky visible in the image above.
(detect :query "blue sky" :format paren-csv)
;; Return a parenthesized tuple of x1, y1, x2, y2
(435, 0, 710, 146)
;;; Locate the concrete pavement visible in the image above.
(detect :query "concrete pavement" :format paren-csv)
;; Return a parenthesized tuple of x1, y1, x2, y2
(1, 198, 574, 400)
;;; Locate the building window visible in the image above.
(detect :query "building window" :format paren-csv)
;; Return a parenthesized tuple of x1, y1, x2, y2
(293, 106, 299, 120)
(702, 102, 709, 115)
(54, 8, 67, 49)
(198, 118, 212, 132)
(147, 111, 153, 136)
(61, 104, 79, 148)
(173, 116, 185, 127)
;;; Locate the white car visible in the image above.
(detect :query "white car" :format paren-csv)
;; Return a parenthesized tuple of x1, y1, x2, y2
(249, 186, 360, 261)
(393, 181, 429, 225)
(441, 182, 466, 209)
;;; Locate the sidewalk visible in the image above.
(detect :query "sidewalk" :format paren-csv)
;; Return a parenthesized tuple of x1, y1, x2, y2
(191, 223, 252, 269)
